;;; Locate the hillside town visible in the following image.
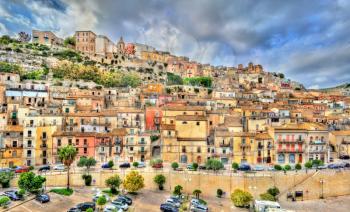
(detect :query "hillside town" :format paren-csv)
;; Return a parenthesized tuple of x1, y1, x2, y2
(0, 29, 349, 170)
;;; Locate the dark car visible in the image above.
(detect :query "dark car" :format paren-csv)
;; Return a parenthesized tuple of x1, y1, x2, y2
(4, 190, 23, 201)
(67, 207, 82, 212)
(38, 165, 51, 172)
(101, 163, 111, 169)
(119, 162, 131, 168)
(198, 165, 206, 170)
(36, 193, 50, 203)
(238, 164, 251, 171)
(118, 195, 132, 205)
(76, 202, 95, 211)
(339, 155, 350, 160)
(160, 203, 178, 212)
(328, 163, 344, 169)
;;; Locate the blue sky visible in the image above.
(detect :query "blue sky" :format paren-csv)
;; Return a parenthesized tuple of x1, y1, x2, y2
(1, 0, 350, 88)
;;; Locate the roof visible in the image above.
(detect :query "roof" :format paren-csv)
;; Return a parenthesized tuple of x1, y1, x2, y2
(161, 124, 176, 130)
(163, 106, 206, 111)
(255, 133, 272, 140)
(330, 130, 350, 136)
(176, 115, 207, 121)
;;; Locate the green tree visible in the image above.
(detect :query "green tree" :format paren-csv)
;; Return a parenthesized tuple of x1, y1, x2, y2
(77, 156, 97, 174)
(0, 171, 14, 188)
(192, 163, 199, 171)
(295, 163, 302, 170)
(0, 196, 10, 208)
(86, 208, 94, 212)
(193, 189, 202, 199)
(123, 171, 145, 193)
(304, 161, 313, 169)
(260, 193, 275, 201)
(205, 159, 224, 171)
(274, 164, 282, 171)
(105, 174, 122, 194)
(231, 189, 253, 208)
(64, 36, 76, 47)
(108, 160, 114, 169)
(82, 174, 92, 186)
(173, 185, 183, 196)
(58, 145, 78, 190)
(18, 172, 46, 194)
(133, 162, 139, 168)
(217, 189, 223, 198)
(153, 174, 166, 190)
(96, 195, 107, 211)
(232, 162, 239, 170)
(171, 162, 179, 170)
(284, 165, 291, 171)
(267, 186, 280, 198)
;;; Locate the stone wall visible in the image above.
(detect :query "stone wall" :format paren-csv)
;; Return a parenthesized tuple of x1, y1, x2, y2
(11, 169, 350, 200)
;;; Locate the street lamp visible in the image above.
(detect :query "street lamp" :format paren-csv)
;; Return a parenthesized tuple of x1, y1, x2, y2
(320, 179, 325, 199)
(185, 173, 192, 197)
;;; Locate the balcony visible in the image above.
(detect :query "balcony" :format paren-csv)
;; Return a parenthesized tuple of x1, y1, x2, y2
(138, 141, 147, 145)
(24, 135, 34, 139)
(138, 149, 147, 154)
(5, 144, 23, 149)
(277, 148, 303, 153)
(40, 143, 48, 149)
(219, 143, 231, 147)
(278, 139, 304, 143)
(26, 155, 32, 158)
(240, 143, 250, 148)
(41, 136, 48, 141)
(40, 154, 48, 158)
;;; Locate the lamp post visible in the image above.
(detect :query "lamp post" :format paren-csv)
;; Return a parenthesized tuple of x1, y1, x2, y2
(185, 173, 192, 197)
(320, 179, 325, 199)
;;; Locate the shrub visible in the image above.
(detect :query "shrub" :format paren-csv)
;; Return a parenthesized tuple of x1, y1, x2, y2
(232, 162, 239, 170)
(28, 166, 34, 171)
(107, 160, 114, 169)
(82, 174, 92, 186)
(0, 171, 14, 188)
(304, 161, 313, 169)
(274, 165, 282, 171)
(231, 189, 253, 208)
(284, 165, 291, 171)
(217, 189, 224, 198)
(18, 172, 46, 194)
(150, 159, 163, 166)
(205, 159, 224, 171)
(86, 208, 93, 212)
(105, 174, 122, 194)
(133, 162, 139, 168)
(260, 193, 275, 201)
(267, 186, 280, 198)
(50, 188, 73, 196)
(123, 171, 145, 194)
(171, 162, 179, 170)
(153, 174, 166, 190)
(192, 163, 198, 171)
(96, 195, 107, 206)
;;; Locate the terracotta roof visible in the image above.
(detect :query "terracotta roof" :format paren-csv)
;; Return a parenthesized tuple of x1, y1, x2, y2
(255, 133, 272, 140)
(176, 115, 207, 121)
(161, 124, 175, 130)
(163, 106, 206, 111)
(330, 130, 350, 136)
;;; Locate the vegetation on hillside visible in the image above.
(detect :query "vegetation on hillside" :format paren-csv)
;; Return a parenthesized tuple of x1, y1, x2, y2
(183, 76, 212, 88)
(167, 72, 183, 85)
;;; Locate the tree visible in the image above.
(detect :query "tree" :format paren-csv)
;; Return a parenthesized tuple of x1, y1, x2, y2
(312, 159, 324, 168)
(284, 165, 291, 171)
(171, 162, 179, 170)
(0, 171, 14, 188)
(304, 161, 313, 169)
(96, 195, 107, 211)
(231, 189, 253, 208)
(260, 193, 275, 201)
(295, 163, 302, 170)
(232, 162, 239, 170)
(58, 145, 78, 190)
(150, 159, 163, 166)
(105, 174, 122, 194)
(18, 172, 46, 194)
(64, 36, 76, 47)
(82, 174, 92, 186)
(274, 164, 282, 171)
(0, 196, 10, 208)
(192, 163, 198, 171)
(205, 159, 224, 171)
(217, 189, 223, 198)
(267, 186, 280, 198)
(133, 162, 139, 168)
(193, 189, 202, 199)
(77, 156, 97, 174)
(108, 160, 114, 169)
(173, 185, 183, 196)
(123, 171, 144, 193)
(153, 174, 166, 190)
(17, 32, 31, 43)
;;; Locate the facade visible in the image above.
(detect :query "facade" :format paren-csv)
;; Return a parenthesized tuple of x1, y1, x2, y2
(32, 30, 63, 46)
(75, 31, 97, 56)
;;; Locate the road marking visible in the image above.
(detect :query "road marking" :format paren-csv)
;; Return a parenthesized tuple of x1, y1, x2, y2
(19, 205, 33, 212)
(32, 200, 44, 208)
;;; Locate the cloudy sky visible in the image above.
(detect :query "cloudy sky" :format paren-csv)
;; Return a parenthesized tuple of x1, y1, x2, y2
(0, 0, 349, 88)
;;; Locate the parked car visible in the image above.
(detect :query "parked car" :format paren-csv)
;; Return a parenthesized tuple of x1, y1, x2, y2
(35, 193, 50, 203)
(53, 164, 66, 171)
(198, 165, 206, 170)
(38, 165, 50, 172)
(137, 162, 146, 168)
(92, 193, 110, 202)
(75, 202, 95, 211)
(160, 203, 178, 212)
(328, 163, 344, 169)
(111, 199, 128, 211)
(14, 166, 29, 173)
(0, 168, 13, 173)
(102, 163, 112, 169)
(252, 165, 265, 171)
(117, 195, 132, 205)
(175, 167, 184, 171)
(254, 200, 281, 212)
(339, 155, 350, 160)
(67, 207, 82, 212)
(316, 165, 328, 169)
(152, 163, 163, 169)
(170, 195, 184, 203)
(166, 198, 181, 208)
(3, 190, 23, 201)
(238, 163, 251, 171)
(187, 164, 195, 170)
(190, 204, 208, 212)
(103, 204, 123, 212)
(119, 162, 131, 168)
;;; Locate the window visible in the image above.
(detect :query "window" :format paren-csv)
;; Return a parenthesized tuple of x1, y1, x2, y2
(12, 140, 17, 147)
(182, 146, 186, 153)
(84, 148, 87, 154)
(76, 139, 79, 145)
(289, 154, 295, 163)
(130, 147, 134, 151)
(27, 140, 32, 147)
(197, 147, 201, 153)
(278, 154, 285, 163)
(209, 121, 213, 125)
(57, 139, 61, 146)
(196, 122, 200, 126)
(84, 139, 87, 145)
(182, 121, 187, 124)
(68, 139, 72, 145)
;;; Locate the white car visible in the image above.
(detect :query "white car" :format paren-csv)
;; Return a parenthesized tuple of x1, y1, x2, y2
(53, 164, 65, 171)
(137, 162, 146, 168)
(93, 193, 110, 202)
(166, 198, 181, 208)
(111, 200, 128, 211)
(104, 204, 123, 212)
(190, 204, 208, 212)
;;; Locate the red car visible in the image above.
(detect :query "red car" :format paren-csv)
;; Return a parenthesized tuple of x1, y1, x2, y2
(15, 166, 29, 173)
(152, 163, 163, 169)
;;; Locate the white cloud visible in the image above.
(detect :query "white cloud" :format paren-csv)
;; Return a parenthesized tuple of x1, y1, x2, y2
(0, 23, 9, 35)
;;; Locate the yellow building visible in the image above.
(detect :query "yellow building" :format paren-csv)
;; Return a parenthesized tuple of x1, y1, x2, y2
(329, 130, 350, 159)
(35, 126, 57, 166)
(231, 132, 256, 164)
(0, 125, 24, 167)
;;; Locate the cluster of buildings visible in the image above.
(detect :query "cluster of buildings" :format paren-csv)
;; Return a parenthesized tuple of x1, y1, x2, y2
(0, 30, 349, 168)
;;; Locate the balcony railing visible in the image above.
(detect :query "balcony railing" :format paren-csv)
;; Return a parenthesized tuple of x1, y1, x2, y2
(40, 144, 48, 148)
(138, 149, 147, 154)
(278, 139, 304, 143)
(219, 143, 231, 147)
(41, 136, 48, 141)
(277, 148, 303, 153)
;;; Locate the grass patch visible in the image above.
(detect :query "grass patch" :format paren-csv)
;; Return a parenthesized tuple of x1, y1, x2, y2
(102, 189, 119, 197)
(50, 188, 74, 196)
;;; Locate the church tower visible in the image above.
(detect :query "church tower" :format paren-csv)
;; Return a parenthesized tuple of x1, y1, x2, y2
(117, 36, 125, 54)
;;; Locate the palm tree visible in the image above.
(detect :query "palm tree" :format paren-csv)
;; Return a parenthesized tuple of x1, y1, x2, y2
(58, 145, 78, 190)
(193, 189, 202, 199)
